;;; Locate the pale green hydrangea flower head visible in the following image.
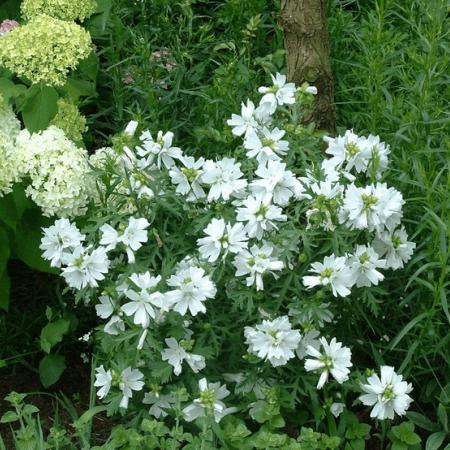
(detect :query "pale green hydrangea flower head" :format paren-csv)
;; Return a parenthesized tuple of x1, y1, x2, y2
(21, 0, 97, 22)
(0, 15, 92, 86)
(50, 98, 87, 145)
(0, 104, 23, 196)
(15, 126, 94, 217)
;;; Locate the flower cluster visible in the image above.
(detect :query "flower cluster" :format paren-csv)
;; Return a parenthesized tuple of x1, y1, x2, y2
(15, 126, 93, 217)
(50, 98, 87, 145)
(0, 104, 22, 196)
(41, 73, 414, 424)
(21, 0, 97, 22)
(0, 15, 91, 86)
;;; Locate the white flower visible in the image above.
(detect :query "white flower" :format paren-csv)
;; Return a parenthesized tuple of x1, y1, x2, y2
(201, 158, 247, 202)
(226, 99, 258, 137)
(161, 337, 206, 376)
(359, 366, 413, 420)
(304, 337, 352, 389)
(182, 378, 236, 423)
(258, 73, 296, 114)
(62, 246, 109, 290)
(365, 134, 390, 178)
(95, 295, 125, 335)
(94, 365, 112, 399)
(349, 245, 386, 287)
(40, 218, 85, 267)
(330, 402, 345, 418)
(303, 254, 354, 298)
(137, 130, 182, 169)
(143, 392, 175, 418)
(119, 367, 145, 409)
(244, 127, 289, 163)
(169, 156, 206, 201)
(372, 226, 416, 269)
(99, 224, 119, 251)
(244, 316, 301, 367)
(236, 194, 286, 240)
(233, 242, 283, 291)
(197, 218, 248, 262)
(250, 160, 303, 206)
(166, 266, 216, 316)
(120, 217, 149, 263)
(296, 329, 321, 360)
(124, 120, 138, 136)
(121, 273, 166, 327)
(340, 183, 404, 232)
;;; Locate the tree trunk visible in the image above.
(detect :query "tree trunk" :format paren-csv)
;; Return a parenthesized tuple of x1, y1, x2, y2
(279, 0, 336, 134)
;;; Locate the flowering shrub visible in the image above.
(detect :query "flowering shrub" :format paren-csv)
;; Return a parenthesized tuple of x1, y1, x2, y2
(0, 14, 91, 86)
(20, 0, 97, 22)
(40, 73, 416, 439)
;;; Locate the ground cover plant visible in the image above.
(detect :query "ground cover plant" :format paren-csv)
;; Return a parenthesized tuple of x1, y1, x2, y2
(0, 0, 449, 449)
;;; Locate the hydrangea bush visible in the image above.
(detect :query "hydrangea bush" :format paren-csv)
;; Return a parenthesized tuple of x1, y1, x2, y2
(40, 73, 416, 438)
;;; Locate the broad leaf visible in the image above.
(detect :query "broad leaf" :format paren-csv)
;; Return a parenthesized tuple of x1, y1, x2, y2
(20, 85, 58, 133)
(39, 354, 66, 388)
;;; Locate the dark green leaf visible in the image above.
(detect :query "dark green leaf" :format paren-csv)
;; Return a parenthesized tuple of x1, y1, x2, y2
(39, 354, 66, 388)
(20, 85, 58, 132)
(40, 318, 71, 354)
(426, 432, 447, 450)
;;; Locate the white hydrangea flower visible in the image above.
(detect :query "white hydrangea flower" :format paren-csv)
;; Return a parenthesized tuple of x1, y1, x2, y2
(349, 245, 386, 287)
(40, 218, 85, 267)
(137, 130, 182, 169)
(258, 72, 296, 114)
(244, 127, 289, 163)
(236, 193, 287, 240)
(304, 337, 352, 389)
(197, 218, 248, 262)
(121, 273, 166, 328)
(339, 183, 404, 232)
(143, 392, 175, 418)
(244, 316, 301, 367)
(182, 378, 236, 423)
(360, 366, 413, 420)
(302, 254, 354, 298)
(166, 266, 216, 316)
(161, 337, 206, 376)
(119, 367, 145, 409)
(233, 242, 283, 291)
(94, 365, 112, 399)
(62, 246, 110, 289)
(226, 99, 258, 137)
(250, 160, 303, 206)
(169, 156, 206, 201)
(15, 126, 93, 217)
(372, 226, 416, 269)
(201, 157, 247, 202)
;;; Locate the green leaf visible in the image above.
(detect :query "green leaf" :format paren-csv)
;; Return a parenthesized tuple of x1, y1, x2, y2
(0, 411, 19, 423)
(392, 422, 421, 445)
(20, 85, 58, 133)
(39, 354, 66, 388)
(438, 404, 448, 432)
(407, 412, 439, 432)
(40, 318, 70, 354)
(65, 79, 97, 101)
(78, 52, 99, 81)
(426, 432, 447, 450)
(22, 404, 40, 416)
(0, 194, 19, 229)
(0, 78, 26, 101)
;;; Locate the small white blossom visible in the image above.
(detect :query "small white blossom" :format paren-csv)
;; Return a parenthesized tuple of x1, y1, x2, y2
(119, 367, 145, 409)
(302, 254, 354, 298)
(40, 219, 85, 267)
(226, 99, 258, 137)
(143, 392, 175, 418)
(250, 160, 303, 206)
(120, 217, 149, 263)
(197, 218, 248, 262)
(372, 226, 416, 269)
(62, 246, 110, 290)
(236, 194, 286, 240)
(258, 72, 296, 114)
(304, 337, 352, 389)
(330, 402, 345, 418)
(94, 365, 112, 399)
(169, 156, 206, 201)
(349, 245, 386, 287)
(137, 130, 182, 169)
(244, 316, 301, 367)
(233, 242, 283, 291)
(359, 366, 413, 420)
(166, 266, 216, 316)
(296, 329, 321, 360)
(161, 337, 205, 376)
(183, 378, 236, 423)
(244, 127, 289, 163)
(201, 158, 247, 202)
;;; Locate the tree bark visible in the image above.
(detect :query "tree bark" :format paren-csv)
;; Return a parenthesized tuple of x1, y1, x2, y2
(279, 0, 336, 134)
